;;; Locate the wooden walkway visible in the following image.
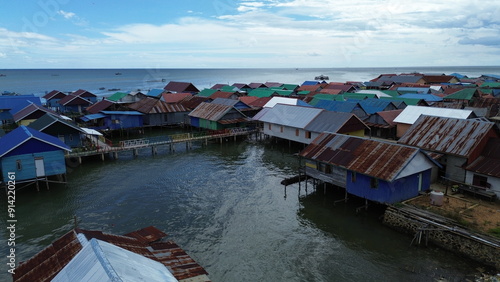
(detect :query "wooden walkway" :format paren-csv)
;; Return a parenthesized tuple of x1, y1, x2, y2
(66, 128, 257, 160)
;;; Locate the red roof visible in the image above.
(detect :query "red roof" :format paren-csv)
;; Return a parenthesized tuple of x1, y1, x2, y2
(239, 96, 259, 105)
(163, 81, 199, 93)
(128, 97, 188, 113)
(162, 93, 192, 104)
(376, 109, 403, 127)
(13, 103, 59, 122)
(209, 91, 237, 100)
(43, 90, 66, 100)
(58, 94, 92, 106)
(86, 99, 115, 114)
(72, 89, 96, 98)
(248, 97, 271, 107)
(13, 226, 209, 282)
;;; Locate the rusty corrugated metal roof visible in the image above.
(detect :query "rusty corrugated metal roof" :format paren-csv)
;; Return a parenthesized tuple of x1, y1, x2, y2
(300, 133, 420, 181)
(465, 138, 500, 177)
(128, 97, 188, 114)
(13, 226, 210, 282)
(13, 230, 83, 282)
(398, 115, 498, 157)
(86, 99, 115, 114)
(188, 102, 232, 121)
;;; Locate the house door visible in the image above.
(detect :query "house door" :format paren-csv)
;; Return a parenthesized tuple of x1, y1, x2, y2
(418, 173, 423, 192)
(35, 158, 45, 177)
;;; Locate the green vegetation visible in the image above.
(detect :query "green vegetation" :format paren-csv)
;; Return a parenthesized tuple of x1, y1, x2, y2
(487, 227, 500, 238)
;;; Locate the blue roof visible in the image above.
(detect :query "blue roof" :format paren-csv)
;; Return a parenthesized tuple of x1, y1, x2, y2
(80, 113, 106, 121)
(0, 95, 42, 113)
(315, 100, 360, 113)
(399, 93, 443, 102)
(297, 100, 312, 107)
(357, 99, 394, 114)
(147, 89, 165, 97)
(101, 111, 143, 115)
(0, 125, 71, 157)
(302, 81, 320, 86)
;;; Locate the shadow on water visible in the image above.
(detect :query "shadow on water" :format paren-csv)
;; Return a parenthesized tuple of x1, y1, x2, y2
(297, 184, 487, 281)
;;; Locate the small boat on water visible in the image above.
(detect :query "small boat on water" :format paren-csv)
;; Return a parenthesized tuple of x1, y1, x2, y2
(0, 74, 6, 77)
(108, 88, 121, 91)
(315, 74, 329, 80)
(99, 87, 106, 90)
(115, 72, 122, 75)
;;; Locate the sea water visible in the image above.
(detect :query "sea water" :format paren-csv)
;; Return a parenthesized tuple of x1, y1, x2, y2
(1, 66, 499, 96)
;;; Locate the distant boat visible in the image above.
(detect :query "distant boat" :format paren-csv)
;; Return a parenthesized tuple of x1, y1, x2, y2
(315, 75, 329, 80)
(99, 87, 106, 90)
(115, 72, 122, 75)
(108, 88, 120, 91)
(0, 74, 6, 77)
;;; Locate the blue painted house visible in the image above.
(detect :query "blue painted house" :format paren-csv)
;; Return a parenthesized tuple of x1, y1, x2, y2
(80, 111, 143, 130)
(28, 113, 85, 148)
(0, 126, 71, 184)
(0, 95, 42, 126)
(43, 90, 67, 110)
(299, 133, 438, 204)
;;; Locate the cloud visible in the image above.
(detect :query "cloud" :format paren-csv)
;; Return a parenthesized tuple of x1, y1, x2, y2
(459, 36, 500, 47)
(58, 10, 75, 19)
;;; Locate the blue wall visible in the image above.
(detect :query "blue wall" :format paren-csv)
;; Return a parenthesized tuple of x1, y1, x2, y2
(346, 169, 432, 204)
(104, 114, 143, 130)
(1, 150, 66, 182)
(190, 116, 200, 128)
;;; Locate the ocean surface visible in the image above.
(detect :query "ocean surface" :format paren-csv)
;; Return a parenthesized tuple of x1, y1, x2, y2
(1, 66, 500, 97)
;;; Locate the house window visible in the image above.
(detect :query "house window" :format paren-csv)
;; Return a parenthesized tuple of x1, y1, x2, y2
(351, 172, 356, 183)
(16, 160, 22, 170)
(370, 178, 379, 189)
(295, 129, 299, 136)
(268, 123, 272, 130)
(305, 131, 312, 139)
(69, 134, 73, 141)
(280, 126, 284, 133)
(472, 174, 489, 188)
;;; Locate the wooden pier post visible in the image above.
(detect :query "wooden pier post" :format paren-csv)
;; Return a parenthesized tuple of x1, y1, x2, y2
(113, 152, 118, 159)
(133, 148, 138, 158)
(78, 157, 82, 164)
(100, 153, 105, 161)
(152, 146, 157, 155)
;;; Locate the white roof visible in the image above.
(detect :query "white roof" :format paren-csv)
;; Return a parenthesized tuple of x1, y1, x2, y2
(254, 104, 322, 128)
(355, 90, 392, 98)
(52, 238, 178, 282)
(263, 97, 301, 108)
(81, 127, 103, 136)
(393, 105, 473, 125)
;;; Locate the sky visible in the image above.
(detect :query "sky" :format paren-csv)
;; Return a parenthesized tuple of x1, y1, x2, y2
(1, 0, 500, 69)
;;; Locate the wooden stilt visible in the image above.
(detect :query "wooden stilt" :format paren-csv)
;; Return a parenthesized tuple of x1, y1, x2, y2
(45, 177, 49, 190)
(36, 180, 40, 192)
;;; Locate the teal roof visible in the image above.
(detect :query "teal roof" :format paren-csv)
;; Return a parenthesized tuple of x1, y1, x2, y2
(107, 92, 128, 102)
(197, 89, 218, 97)
(248, 89, 277, 98)
(444, 88, 477, 101)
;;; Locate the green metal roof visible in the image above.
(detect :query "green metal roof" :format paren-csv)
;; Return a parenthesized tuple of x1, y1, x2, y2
(444, 88, 476, 101)
(274, 90, 293, 96)
(296, 91, 310, 95)
(197, 89, 218, 97)
(282, 84, 299, 90)
(248, 89, 277, 98)
(481, 82, 500, 88)
(107, 92, 128, 102)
